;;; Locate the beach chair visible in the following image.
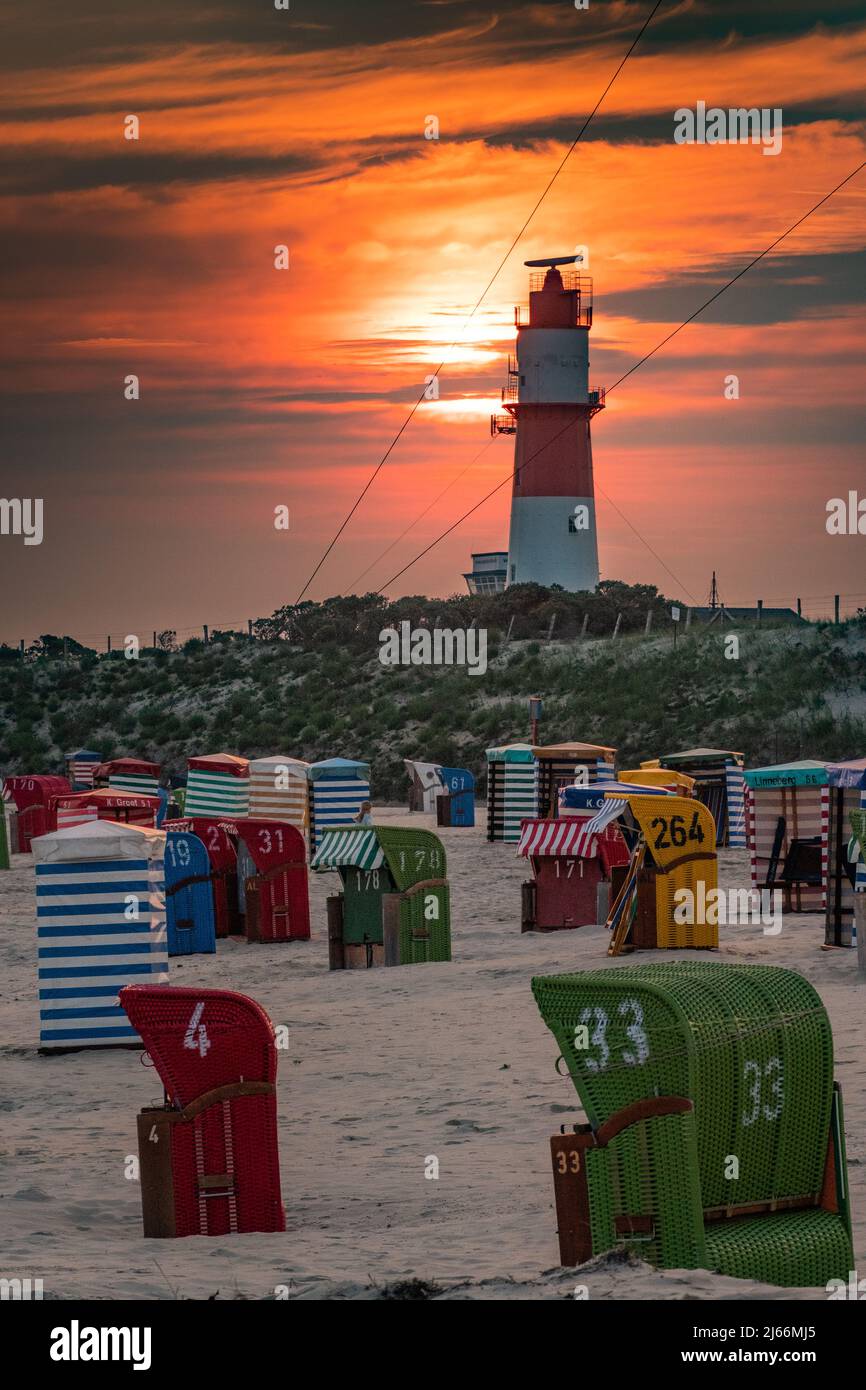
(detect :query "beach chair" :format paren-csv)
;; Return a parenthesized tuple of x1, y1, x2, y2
(163, 817, 241, 938)
(518, 815, 630, 931)
(3, 774, 71, 851)
(120, 985, 285, 1238)
(607, 793, 718, 952)
(743, 761, 827, 913)
(312, 825, 450, 969)
(532, 961, 853, 1287)
(235, 820, 310, 942)
(824, 760, 866, 947)
(435, 767, 476, 827)
(164, 830, 217, 956)
(850, 811, 866, 970)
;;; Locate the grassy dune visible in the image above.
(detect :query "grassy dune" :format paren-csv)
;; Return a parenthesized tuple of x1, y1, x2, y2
(2, 586, 864, 798)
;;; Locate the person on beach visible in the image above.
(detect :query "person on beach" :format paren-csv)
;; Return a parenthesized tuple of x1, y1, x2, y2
(353, 801, 373, 825)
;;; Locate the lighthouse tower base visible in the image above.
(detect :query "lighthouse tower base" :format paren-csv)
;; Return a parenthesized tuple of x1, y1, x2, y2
(507, 496, 599, 591)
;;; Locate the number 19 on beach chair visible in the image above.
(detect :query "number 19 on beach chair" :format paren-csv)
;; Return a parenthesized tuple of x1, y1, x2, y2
(120, 985, 285, 1238)
(532, 962, 853, 1287)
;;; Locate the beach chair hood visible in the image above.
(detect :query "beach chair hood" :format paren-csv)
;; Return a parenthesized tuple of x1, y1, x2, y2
(31, 817, 165, 863)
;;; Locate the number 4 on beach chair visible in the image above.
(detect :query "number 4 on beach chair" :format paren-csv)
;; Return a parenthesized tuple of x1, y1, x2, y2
(120, 985, 285, 1238)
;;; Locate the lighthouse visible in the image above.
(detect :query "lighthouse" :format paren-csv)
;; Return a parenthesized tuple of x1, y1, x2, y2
(493, 256, 605, 591)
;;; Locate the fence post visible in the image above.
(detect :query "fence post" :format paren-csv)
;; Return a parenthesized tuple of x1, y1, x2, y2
(796, 597, 802, 618)
(504, 615, 515, 645)
(107, 635, 111, 654)
(756, 600, 763, 627)
(203, 625, 209, 645)
(612, 614, 622, 639)
(834, 595, 840, 624)
(580, 614, 589, 638)
(152, 631, 157, 649)
(19, 639, 24, 659)
(547, 613, 557, 642)
(644, 609, 653, 636)
(248, 618, 254, 640)
(685, 608, 692, 630)
(63, 636, 68, 666)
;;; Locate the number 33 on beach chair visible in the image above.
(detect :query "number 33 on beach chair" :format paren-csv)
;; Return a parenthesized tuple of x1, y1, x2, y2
(120, 986, 285, 1238)
(532, 962, 853, 1287)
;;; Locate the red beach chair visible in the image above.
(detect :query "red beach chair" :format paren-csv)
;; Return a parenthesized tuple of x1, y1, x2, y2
(120, 985, 285, 1238)
(235, 819, 310, 942)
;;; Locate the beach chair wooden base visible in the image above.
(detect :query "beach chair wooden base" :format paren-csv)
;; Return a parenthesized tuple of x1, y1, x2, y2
(550, 1097, 694, 1265)
(326, 895, 385, 969)
(549, 1084, 851, 1280)
(136, 1081, 279, 1238)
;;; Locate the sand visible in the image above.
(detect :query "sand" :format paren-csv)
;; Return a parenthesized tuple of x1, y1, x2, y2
(1, 806, 863, 1301)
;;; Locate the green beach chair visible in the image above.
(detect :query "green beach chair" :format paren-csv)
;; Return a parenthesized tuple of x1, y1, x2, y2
(532, 961, 853, 1287)
(312, 825, 451, 969)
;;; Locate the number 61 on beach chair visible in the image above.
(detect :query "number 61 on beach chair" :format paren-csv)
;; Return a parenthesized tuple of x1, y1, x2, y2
(532, 961, 853, 1287)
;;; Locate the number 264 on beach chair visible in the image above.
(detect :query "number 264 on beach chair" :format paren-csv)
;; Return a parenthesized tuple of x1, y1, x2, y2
(606, 793, 718, 954)
(120, 986, 285, 1238)
(532, 962, 853, 1288)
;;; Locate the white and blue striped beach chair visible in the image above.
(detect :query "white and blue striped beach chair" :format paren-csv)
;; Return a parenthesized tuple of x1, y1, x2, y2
(32, 820, 169, 1050)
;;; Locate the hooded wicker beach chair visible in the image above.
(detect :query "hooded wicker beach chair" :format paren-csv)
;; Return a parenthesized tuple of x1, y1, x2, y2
(120, 985, 285, 1238)
(532, 961, 853, 1287)
(312, 825, 450, 968)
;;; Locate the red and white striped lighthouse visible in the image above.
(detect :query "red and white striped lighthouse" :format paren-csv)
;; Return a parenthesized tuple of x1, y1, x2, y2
(493, 256, 605, 591)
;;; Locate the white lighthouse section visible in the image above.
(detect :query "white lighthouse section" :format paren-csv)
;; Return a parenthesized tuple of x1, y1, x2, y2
(514, 328, 589, 403)
(508, 495, 598, 589)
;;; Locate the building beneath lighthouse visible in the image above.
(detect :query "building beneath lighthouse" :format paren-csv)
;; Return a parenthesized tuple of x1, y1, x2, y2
(492, 256, 605, 591)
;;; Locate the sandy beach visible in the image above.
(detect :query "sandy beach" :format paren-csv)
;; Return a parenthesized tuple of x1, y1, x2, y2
(2, 806, 863, 1301)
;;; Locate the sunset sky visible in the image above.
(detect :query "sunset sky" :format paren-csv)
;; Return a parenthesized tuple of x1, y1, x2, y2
(2, 0, 865, 645)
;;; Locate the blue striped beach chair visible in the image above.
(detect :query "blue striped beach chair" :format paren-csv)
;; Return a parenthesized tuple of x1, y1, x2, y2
(32, 819, 169, 1050)
(308, 758, 371, 853)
